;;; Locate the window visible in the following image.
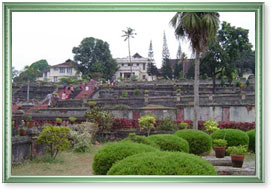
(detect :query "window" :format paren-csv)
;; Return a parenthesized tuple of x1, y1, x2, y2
(143, 63, 146, 70)
(44, 72, 47, 78)
(128, 63, 133, 67)
(60, 68, 65, 73)
(120, 73, 122, 77)
(137, 63, 139, 66)
(53, 76, 58, 82)
(54, 68, 58, 71)
(122, 64, 124, 67)
(67, 68, 72, 74)
(143, 75, 146, 80)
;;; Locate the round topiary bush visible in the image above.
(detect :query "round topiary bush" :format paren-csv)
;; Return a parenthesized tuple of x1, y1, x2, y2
(146, 134, 189, 153)
(210, 129, 249, 149)
(174, 129, 212, 155)
(246, 129, 255, 153)
(122, 133, 160, 149)
(92, 141, 158, 175)
(107, 151, 217, 175)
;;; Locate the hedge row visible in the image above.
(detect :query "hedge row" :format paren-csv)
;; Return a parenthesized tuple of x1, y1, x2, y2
(112, 118, 255, 131)
(107, 151, 217, 175)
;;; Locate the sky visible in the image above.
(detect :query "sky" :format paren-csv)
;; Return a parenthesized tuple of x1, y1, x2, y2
(12, 12, 255, 71)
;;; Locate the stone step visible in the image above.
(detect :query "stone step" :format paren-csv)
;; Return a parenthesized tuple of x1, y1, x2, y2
(215, 166, 255, 175)
(202, 156, 232, 166)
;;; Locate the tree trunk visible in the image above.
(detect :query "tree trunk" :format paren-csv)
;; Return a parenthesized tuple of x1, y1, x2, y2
(128, 38, 132, 78)
(27, 80, 30, 103)
(193, 52, 200, 130)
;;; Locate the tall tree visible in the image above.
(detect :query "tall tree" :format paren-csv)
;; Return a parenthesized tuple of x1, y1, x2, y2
(218, 22, 254, 78)
(161, 32, 172, 79)
(170, 12, 220, 129)
(176, 41, 182, 59)
(147, 40, 158, 80)
(122, 27, 137, 77)
(200, 41, 229, 93)
(12, 67, 19, 81)
(72, 37, 118, 80)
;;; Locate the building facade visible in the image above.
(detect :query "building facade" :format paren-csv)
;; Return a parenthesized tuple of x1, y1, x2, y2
(38, 59, 81, 82)
(114, 53, 156, 81)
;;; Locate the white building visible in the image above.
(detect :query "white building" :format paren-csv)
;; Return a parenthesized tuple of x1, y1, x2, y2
(115, 53, 156, 81)
(38, 59, 81, 82)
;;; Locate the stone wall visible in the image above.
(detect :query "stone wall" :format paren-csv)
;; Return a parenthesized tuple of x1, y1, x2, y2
(12, 135, 46, 164)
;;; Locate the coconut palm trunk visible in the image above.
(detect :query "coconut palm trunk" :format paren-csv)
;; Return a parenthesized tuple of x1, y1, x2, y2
(193, 51, 200, 130)
(128, 38, 132, 77)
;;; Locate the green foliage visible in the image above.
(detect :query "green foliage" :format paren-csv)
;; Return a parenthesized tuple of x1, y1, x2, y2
(174, 129, 212, 155)
(155, 119, 178, 131)
(235, 80, 241, 87)
(144, 90, 149, 94)
(27, 115, 32, 121)
(147, 134, 189, 153)
(14, 60, 50, 83)
(70, 127, 92, 153)
(107, 151, 217, 175)
(72, 37, 118, 80)
(226, 145, 248, 155)
(210, 129, 249, 150)
(161, 58, 173, 80)
(37, 125, 71, 159)
(179, 122, 189, 129)
(123, 133, 160, 149)
(85, 107, 114, 132)
(68, 117, 77, 123)
(176, 88, 182, 93)
(133, 89, 141, 96)
(92, 141, 158, 175)
(56, 118, 62, 123)
(213, 139, 227, 147)
(138, 115, 156, 136)
(121, 90, 128, 98)
(203, 120, 219, 134)
(87, 101, 96, 107)
(246, 129, 255, 153)
(130, 75, 138, 81)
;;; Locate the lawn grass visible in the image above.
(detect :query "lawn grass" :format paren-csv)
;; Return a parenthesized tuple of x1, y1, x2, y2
(12, 144, 103, 176)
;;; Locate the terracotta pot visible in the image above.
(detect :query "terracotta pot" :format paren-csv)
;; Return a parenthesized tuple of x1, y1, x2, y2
(213, 146, 226, 158)
(27, 120, 35, 128)
(19, 129, 26, 136)
(231, 154, 245, 168)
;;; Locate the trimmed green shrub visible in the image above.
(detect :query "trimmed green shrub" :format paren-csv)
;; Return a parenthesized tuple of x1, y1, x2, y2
(92, 141, 158, 175)
(174, 129, 212, 155)
(147, 134, 189, 153)
(247, 129, 255, 152)
(138, 115, 156, 136)
(155, 119, 178, 131)
(123, 133, 160, 149)
(107, 151, 217, 175)
(37, 125, 71, 159)
(210, 129, 249, 149)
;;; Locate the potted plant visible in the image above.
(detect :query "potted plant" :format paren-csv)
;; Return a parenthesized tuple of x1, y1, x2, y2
(213, 139, 227, 158)
(26, 115, 34, 128)
(179, 122, 189, 129)
(176, 88, 182, 95)
(56, 118, 62, 126)
(88, 101, 96, 109)
(19, 126, 27, 136)
(69, 117, 77, 125)
(226, 145, 248, 168)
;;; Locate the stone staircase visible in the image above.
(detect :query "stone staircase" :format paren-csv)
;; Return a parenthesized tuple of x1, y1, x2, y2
(202, 156, 255, 175)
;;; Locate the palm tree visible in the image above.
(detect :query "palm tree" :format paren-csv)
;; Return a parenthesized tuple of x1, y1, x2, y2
(122, 27, 136, 78)
(170, 12, 220, 130)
